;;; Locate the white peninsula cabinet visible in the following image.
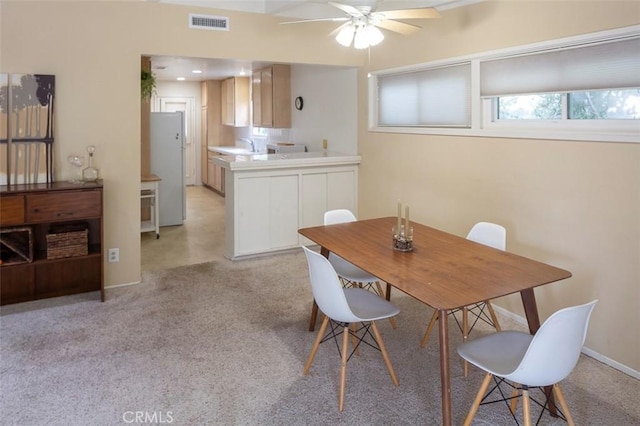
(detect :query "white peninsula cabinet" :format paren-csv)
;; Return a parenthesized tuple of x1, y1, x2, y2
(215, 152, 361, 259)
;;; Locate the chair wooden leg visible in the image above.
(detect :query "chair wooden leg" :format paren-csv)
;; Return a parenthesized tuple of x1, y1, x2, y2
(522, 388, 532, 426)
(463, 372, 493, 426)
(338, 325, 349, 411)
(462, 307, 469, 377)
(553, 383, 575, 426)
(486, 301, 502, 331)
(510, 384, 520, 414)
(370, 320, 399, 387)
(388, 317, 397, 329)
(420, 310, 439, 348)
(303, 315, 329, 375)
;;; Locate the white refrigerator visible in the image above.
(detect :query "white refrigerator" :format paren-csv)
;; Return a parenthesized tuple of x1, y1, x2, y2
(150, 111, 185, 227)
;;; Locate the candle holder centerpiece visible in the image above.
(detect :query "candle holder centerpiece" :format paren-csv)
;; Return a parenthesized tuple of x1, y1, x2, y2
(393, 225, 413, 252)
(393, 201, 413, 252)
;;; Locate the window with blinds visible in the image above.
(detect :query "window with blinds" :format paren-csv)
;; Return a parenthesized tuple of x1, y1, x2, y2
(369, 25, 640, 143)
(377, 63, 471, 127)
(481, 37, 640, 122)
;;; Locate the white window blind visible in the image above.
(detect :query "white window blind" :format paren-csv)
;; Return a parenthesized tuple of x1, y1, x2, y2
(480, 37, 640, 97)
(377, 63, 471, 127)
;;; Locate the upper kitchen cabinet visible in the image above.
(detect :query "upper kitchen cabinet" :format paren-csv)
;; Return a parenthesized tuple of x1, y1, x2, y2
(221, 77, 250, 127)
(252, 64, 291, 129)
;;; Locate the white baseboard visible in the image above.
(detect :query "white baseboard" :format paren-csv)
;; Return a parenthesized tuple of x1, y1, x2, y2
(104, 280, 141, 289)
(492, 304, 640, 380)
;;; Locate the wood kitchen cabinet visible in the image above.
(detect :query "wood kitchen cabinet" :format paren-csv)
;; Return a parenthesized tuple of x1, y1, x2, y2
(221, 77, 250, 127)
(252, 64, 291, 128)
(201, 105, 209, 185)
(0, 182, 104, 305)
(207, 150, 225, 195)
(201, 80, 233, 187)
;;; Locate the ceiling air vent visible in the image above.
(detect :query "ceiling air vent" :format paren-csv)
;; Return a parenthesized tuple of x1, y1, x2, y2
(189, 14, 229, 31)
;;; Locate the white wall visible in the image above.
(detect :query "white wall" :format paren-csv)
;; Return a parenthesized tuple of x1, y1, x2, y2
(290, 64, 358, 154)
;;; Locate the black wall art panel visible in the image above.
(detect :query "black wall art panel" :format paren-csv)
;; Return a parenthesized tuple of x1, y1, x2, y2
(1, 73, 55, 185)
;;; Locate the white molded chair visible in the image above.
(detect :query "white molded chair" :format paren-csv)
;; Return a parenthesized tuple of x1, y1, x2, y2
(325, 209, 390, 299)
(420, 222, 505, 375)
(301, 246, 400, 411)
(310, 209, 395, 329)
(457, 300, 598, 426)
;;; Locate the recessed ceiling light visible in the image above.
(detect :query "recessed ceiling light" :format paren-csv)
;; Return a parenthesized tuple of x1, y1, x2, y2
(177, 77, 186, 81)
(192, 70, 202, 74)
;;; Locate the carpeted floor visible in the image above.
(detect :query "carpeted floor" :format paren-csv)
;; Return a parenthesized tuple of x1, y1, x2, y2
(1, 251, 639, 425)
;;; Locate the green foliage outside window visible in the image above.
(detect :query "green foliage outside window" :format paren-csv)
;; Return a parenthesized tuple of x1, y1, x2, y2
(497, 89, 640, 120)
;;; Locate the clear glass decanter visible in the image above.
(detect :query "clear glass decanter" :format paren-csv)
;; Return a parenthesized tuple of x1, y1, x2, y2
(82, 145, 99, 182)
(67, 155, 84, 183)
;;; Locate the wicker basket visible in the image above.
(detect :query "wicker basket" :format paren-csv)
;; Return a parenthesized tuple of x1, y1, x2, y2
(46, 224, 88, 260)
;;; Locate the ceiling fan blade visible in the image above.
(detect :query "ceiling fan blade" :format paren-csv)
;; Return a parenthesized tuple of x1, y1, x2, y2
(375, 19, 422, 35)
(328, 2, 363, 17)
(280, 17, 349, 25)
(378, 8, 441, 20)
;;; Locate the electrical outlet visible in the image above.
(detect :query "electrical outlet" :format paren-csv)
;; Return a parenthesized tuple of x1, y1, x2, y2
(322, 139, 328, 150)
(108, 248, 119, 263)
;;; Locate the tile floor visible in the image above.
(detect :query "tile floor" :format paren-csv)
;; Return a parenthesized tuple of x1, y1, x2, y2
(141, 185, 226, 272)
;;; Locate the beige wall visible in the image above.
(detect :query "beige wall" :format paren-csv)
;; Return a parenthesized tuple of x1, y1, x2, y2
(1, 1, 638, 373)
(0, 1, 363, 288)
(359, 1, 640, 373)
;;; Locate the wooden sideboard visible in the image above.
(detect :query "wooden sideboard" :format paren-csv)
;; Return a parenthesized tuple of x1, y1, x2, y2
(0, 181, 104, 305)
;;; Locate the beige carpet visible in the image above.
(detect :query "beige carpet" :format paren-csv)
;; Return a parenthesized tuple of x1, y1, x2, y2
(1, 251, 639, 425)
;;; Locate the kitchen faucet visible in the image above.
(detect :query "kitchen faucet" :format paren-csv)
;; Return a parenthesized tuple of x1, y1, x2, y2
(240, 138, 256, 152)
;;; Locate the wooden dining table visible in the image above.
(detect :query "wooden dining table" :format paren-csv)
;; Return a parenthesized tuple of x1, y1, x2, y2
(298, 217, 572, 426)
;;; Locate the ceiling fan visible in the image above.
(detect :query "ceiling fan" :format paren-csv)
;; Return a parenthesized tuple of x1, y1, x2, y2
(280, 2, 441, 49)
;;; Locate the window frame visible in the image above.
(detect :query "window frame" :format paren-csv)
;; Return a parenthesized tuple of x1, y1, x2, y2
(368, 25, 640, 144)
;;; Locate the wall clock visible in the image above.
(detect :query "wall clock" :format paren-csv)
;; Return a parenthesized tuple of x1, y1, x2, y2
(295, 96, 304, 110)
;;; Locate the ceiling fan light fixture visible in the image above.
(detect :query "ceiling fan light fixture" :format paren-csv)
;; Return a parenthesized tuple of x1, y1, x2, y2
(283, 2, 440, 49)
(352, 24, 384, 49)
(365, 25, 384, 46)
(336, 24, 356, 47)
(353, 26, 369, 49)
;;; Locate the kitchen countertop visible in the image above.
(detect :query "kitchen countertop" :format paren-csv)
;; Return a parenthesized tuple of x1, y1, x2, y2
(213, 151, 361, 171)
(208, 146, 256, 156)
